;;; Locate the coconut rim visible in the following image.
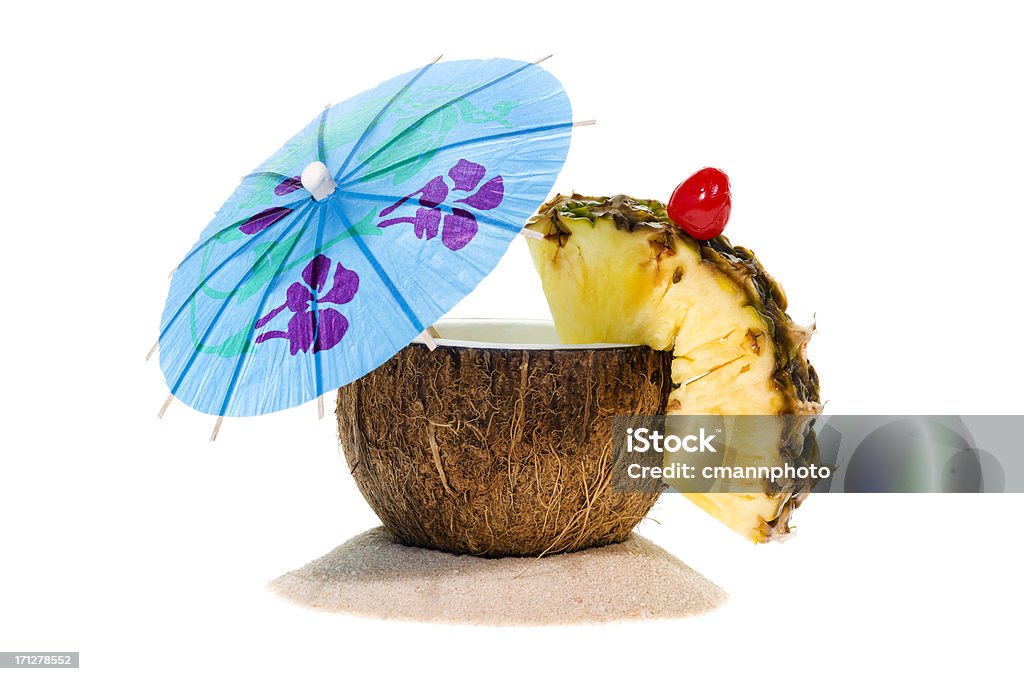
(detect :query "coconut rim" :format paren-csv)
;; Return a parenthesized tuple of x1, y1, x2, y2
(416, 318, 641, 351)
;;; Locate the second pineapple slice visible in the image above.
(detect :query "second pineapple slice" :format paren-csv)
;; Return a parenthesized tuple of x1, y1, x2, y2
(527, 194, 821, 542)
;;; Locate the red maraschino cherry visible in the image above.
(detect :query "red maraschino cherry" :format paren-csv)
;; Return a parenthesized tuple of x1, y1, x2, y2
(667, 167, 732, 240)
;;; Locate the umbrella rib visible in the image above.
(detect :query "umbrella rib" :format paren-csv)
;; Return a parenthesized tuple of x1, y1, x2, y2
(159, 199, 312, 340)
(316, 107, 329, 164)
(164, 202, 314, 395)
(337, 60, 537, 186)
(326, 195, 423, 333)
(333, 56, 442, 182)
(171, 196, 308, 275)
(336, 189, 524, 234)
(215, 205, 320, 417)
(243, 170, 292, 182)
(309, 207, 328, 402)
(338, 121, 573, 190)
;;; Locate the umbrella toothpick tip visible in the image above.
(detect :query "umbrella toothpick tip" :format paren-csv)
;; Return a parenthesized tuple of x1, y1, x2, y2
(418, 330, 438, 351)
(157, 394, 174, 419)
(210, 416, 224, 441)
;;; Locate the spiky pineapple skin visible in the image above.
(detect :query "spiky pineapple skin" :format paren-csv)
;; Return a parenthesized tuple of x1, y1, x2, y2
(527, 194, 821, 542)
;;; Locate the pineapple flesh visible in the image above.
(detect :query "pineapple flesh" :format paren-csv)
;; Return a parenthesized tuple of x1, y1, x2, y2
(527, 194, 821, 542)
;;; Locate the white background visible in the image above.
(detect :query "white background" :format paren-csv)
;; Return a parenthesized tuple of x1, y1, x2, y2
(2, 1, 1023, 678)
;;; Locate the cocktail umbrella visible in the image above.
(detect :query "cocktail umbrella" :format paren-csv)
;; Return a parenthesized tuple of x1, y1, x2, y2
(154, 57, 579, 435)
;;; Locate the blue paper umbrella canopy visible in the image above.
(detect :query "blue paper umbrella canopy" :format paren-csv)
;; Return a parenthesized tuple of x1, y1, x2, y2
(157, 58, 573, 417)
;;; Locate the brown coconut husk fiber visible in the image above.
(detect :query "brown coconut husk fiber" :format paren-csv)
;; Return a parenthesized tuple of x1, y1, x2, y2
(338, 343, 671, 557)
(269, 527, 727, 625)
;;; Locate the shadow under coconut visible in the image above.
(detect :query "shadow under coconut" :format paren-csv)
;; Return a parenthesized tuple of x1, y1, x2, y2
(269, 527, 727, 625)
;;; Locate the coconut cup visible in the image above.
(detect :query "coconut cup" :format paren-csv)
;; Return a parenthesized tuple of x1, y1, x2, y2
(336, 319, 671, 557)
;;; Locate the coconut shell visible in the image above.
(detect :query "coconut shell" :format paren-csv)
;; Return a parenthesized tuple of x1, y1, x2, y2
(337, 342, 672, 557)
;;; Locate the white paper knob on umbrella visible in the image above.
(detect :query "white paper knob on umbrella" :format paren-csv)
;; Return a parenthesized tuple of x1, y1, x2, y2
(301, 161, 336, 201)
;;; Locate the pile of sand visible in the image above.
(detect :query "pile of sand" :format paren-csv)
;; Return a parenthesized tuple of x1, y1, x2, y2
(269, 527, 727, 625)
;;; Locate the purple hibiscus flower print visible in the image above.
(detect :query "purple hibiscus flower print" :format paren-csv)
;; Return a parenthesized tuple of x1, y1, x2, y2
(273, 175, 303, 196)
(232, 176, 304, 235)
(254, 254, 359, 355)
(238, 206, 294, 235)
(376, 158, 504, 251)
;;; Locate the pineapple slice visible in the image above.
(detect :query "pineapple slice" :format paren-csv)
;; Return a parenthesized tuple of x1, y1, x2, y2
(527, 194, 821, 542)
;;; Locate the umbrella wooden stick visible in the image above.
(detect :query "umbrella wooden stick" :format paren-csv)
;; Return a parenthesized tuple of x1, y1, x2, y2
(210, 416, 224, 442)
(418, 325, 439, 351)
(157, 393, 174, 418)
